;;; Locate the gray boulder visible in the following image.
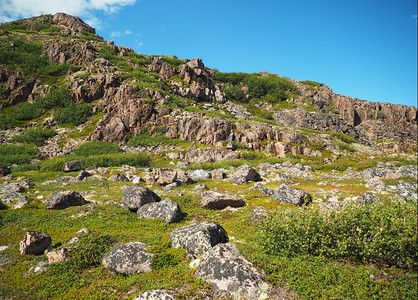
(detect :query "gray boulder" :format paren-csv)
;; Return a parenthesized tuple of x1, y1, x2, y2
(133, 290, 175, 300)
(170, 222, 228, 257)
(231, 165, 262, 185)
(273, 184, 311, 206)
(0, 182, 24, 193)
(395, 181, 417, 202)
(19, 231, 52, 255)
(201, 191, 245, 210)
(45, 190, 88, 209)
(122, 186, 161, 212)
(366, 176, 386, 191)
(76, 170, 91, 181)
(195, 243, 270, 300)
(396, 165, 418, 178)
(64, 160, 82, 172)
(357, 192, 382, 204)
(248, 208, 269, 223)
(109, 173, 129, 182)
(137, 199, 182, 223)
(211, 169, 226, 180)
(188, 169, 211, 181)
(102, 242, 153, 275)
(0, 191, 28, 205)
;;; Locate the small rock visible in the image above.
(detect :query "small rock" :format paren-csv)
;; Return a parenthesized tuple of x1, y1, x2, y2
(248, 208, 269, 223)
(231, 164, 262, 185)
(170, 221, 228, 257)
(395, 181, 417, 202)
(76, 228, 91, 236)
(188, 169, 211, 181)
(366, 176, 386, 191)
(64, 160, 82, 172)
(76, 170, 91, 181)
(20, 231, 52, 255)
(195, 184, 207, 190)
(273, 184, 311, 206)
(357, 193, 382, 204)
(0, 165, 11, 176)
(201, 191, 245, 210)
(102, 242, 153, 275)
(108, 173, 129, 182)
(47, 248, 69, 263)
(211, 169, 226, 180)
(137, 199, 182, 223)
(45, 190, 88, 209)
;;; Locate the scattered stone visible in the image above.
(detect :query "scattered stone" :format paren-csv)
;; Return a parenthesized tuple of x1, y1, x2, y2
(211, 169, 226, 180)
(133, 290, 175, 300)
(201, 191, 245, 210)
(163, 182, 180, 191)
(137, 199, 182, 223)
(366, 176, 386, 191)
(144, 174, 157, 185)
(64, 160, 82, 172)
(0, 165, 11, 176)
(47, 248, 69, 263)
(109, 173, 129, 182)
(253, 184, 275, 196)
(27, 261, 49, 274)
(195, 183, 207, 190)
(76, 170, 91, 181)
(155, 168, 178, 185)
(20, 231, 52, 255)
(195, 243, 270, 300)
(248, 208, 269, 223)
(170, 221, 228, 257)
(395, 181, 417, 202)
(45, 190, 88, 209)
(231, 164, 262, 184)
(131, 175, 143, 184)
(19, 179, 34, 189)
(102, 242, 153, 275)
(0, 245, 8, 252)
(0, 182, 24, 193)
(273, 184, 311, 206)
(121, 185, 161, 212)
(275, 172, 294, 181)
(357, 193, 382, 204)
(396, 165, 418, 178)
(76, 228, 91, 236)
(188, 169, 211, 181)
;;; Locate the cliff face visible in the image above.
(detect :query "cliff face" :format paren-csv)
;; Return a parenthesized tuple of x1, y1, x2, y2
(0, 13, 416, 154)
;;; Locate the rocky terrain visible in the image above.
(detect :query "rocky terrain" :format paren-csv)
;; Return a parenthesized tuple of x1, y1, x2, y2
(0, 13, 417, 299)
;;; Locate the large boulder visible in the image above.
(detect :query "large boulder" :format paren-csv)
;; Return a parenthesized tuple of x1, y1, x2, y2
(102, 242, 153, 275)
(396, 165, 418, 178)
(188, 169, 211, 181)
(170, 222, 228, 257)
(137, 199, 182, 223)
(121, 186, 161, 212)
(273, 184, 311, 206)
(45, 190, 88, 209)
(195, 243, 270, 300)
(231, 165, 262, 185)
(19, 231, 52, 255)
(395, 181, 417, 202)
(201, 191, 245, 210)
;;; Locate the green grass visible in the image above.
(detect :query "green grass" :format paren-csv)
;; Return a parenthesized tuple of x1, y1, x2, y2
(0, 144, 38, 166)
(11, 128, 57, 146)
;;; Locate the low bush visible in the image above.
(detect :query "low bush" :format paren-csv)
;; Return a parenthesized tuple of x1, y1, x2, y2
(126, 133, 181, 147)
(148, 238, 187, 270)
(36, 87, 72, 109)
(73, 141, 123, 156)
(0, 113, 17, 130)
(12, 128, 56, 146)
(13, 102, 40, 121)
(53, 102, 92, 126)
(329, 131, 357, 144)
(259, 201, 417, 268)
(0, 144, 38, 166)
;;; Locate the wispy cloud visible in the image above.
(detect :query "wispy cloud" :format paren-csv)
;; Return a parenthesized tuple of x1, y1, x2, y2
(0, 0, 137, 27)
(110, 29, 134, 38)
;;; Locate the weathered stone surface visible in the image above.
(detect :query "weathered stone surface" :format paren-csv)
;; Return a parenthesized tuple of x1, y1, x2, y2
(170, 222, 228, 257)
(108, 173, 129, 182)
(155, 168, 178, 185)
(188, 169, 211, 181)
(273, 184, 311, 206)
(201, 191, 245, 210)
(248, 208, 269, 223)
(121, 186, 161, 212)
(133, 290, 175, 300)
(102, 242, 153, 275)
(211, 169, 226, 180)
(149, 57, 175, 79)
(137, 199, 182, 223)
(366, 176, 386, 191)
(395, 181, 417, 202)
(76, 170, 91, 181)
(64, 160, 81, 172)
(53, 12, 96, 34)
(357, 193, 382, 204)
(396, 165, 418, 178)
(195, 243, 270, 300)
(185, 148, 239, 163)
(47, 248, 69, 263)
(20, 231, 52, 255)
(45, 190, 88, 209)
(231, 165, 262, 185)
(0, 182, 24, 193)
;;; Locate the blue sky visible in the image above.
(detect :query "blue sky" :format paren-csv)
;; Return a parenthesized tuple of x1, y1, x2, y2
(1, 0, 417, 107)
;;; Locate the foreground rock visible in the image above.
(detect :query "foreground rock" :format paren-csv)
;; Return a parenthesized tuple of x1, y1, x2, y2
(273, 184, 311, 206)
(201, 191, 245, 210)
(45, 190, 88, 209)
(133, 290, 175, 300)
(122, 186, 161, 212)
(196, 243, 270, 300)
(19, 231, 52, 255)
(102, 242, 153, 275)
(170, 222, 228, 257)
(137, 199, 182, 223)
(231, 165, 262, 185)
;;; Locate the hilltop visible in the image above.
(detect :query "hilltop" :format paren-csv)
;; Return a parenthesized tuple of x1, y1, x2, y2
(0, 13, 417, 299)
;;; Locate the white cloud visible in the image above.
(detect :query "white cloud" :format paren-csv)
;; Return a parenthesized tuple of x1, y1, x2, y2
(124, 29, 132, 35)
(110, 29, 133, 38)
(0, 0, 137, 27)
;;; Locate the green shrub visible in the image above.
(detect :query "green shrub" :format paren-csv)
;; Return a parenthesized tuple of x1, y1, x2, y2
(73, 141, 123, 156)
(0, 113, 17, 129)
(259, 201, 417, 268)
(148, 238, 187, 270)
(231, 141, 248, 150)
(127, 132, 180, 147)
(13, 102, 40, 120)
(0, 144, 38, 166)
(54, 102, 92, 126)
(36, 87, 72, 109)
(329, 131, 357, 144)
(11, 128, 56, 146)
(222, 83, 247, 102)
(300, 80, 322, 87)
(336, 141, 356, 153)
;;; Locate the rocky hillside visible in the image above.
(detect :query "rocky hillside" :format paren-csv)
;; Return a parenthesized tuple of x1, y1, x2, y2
(0, 14, 417, 300)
